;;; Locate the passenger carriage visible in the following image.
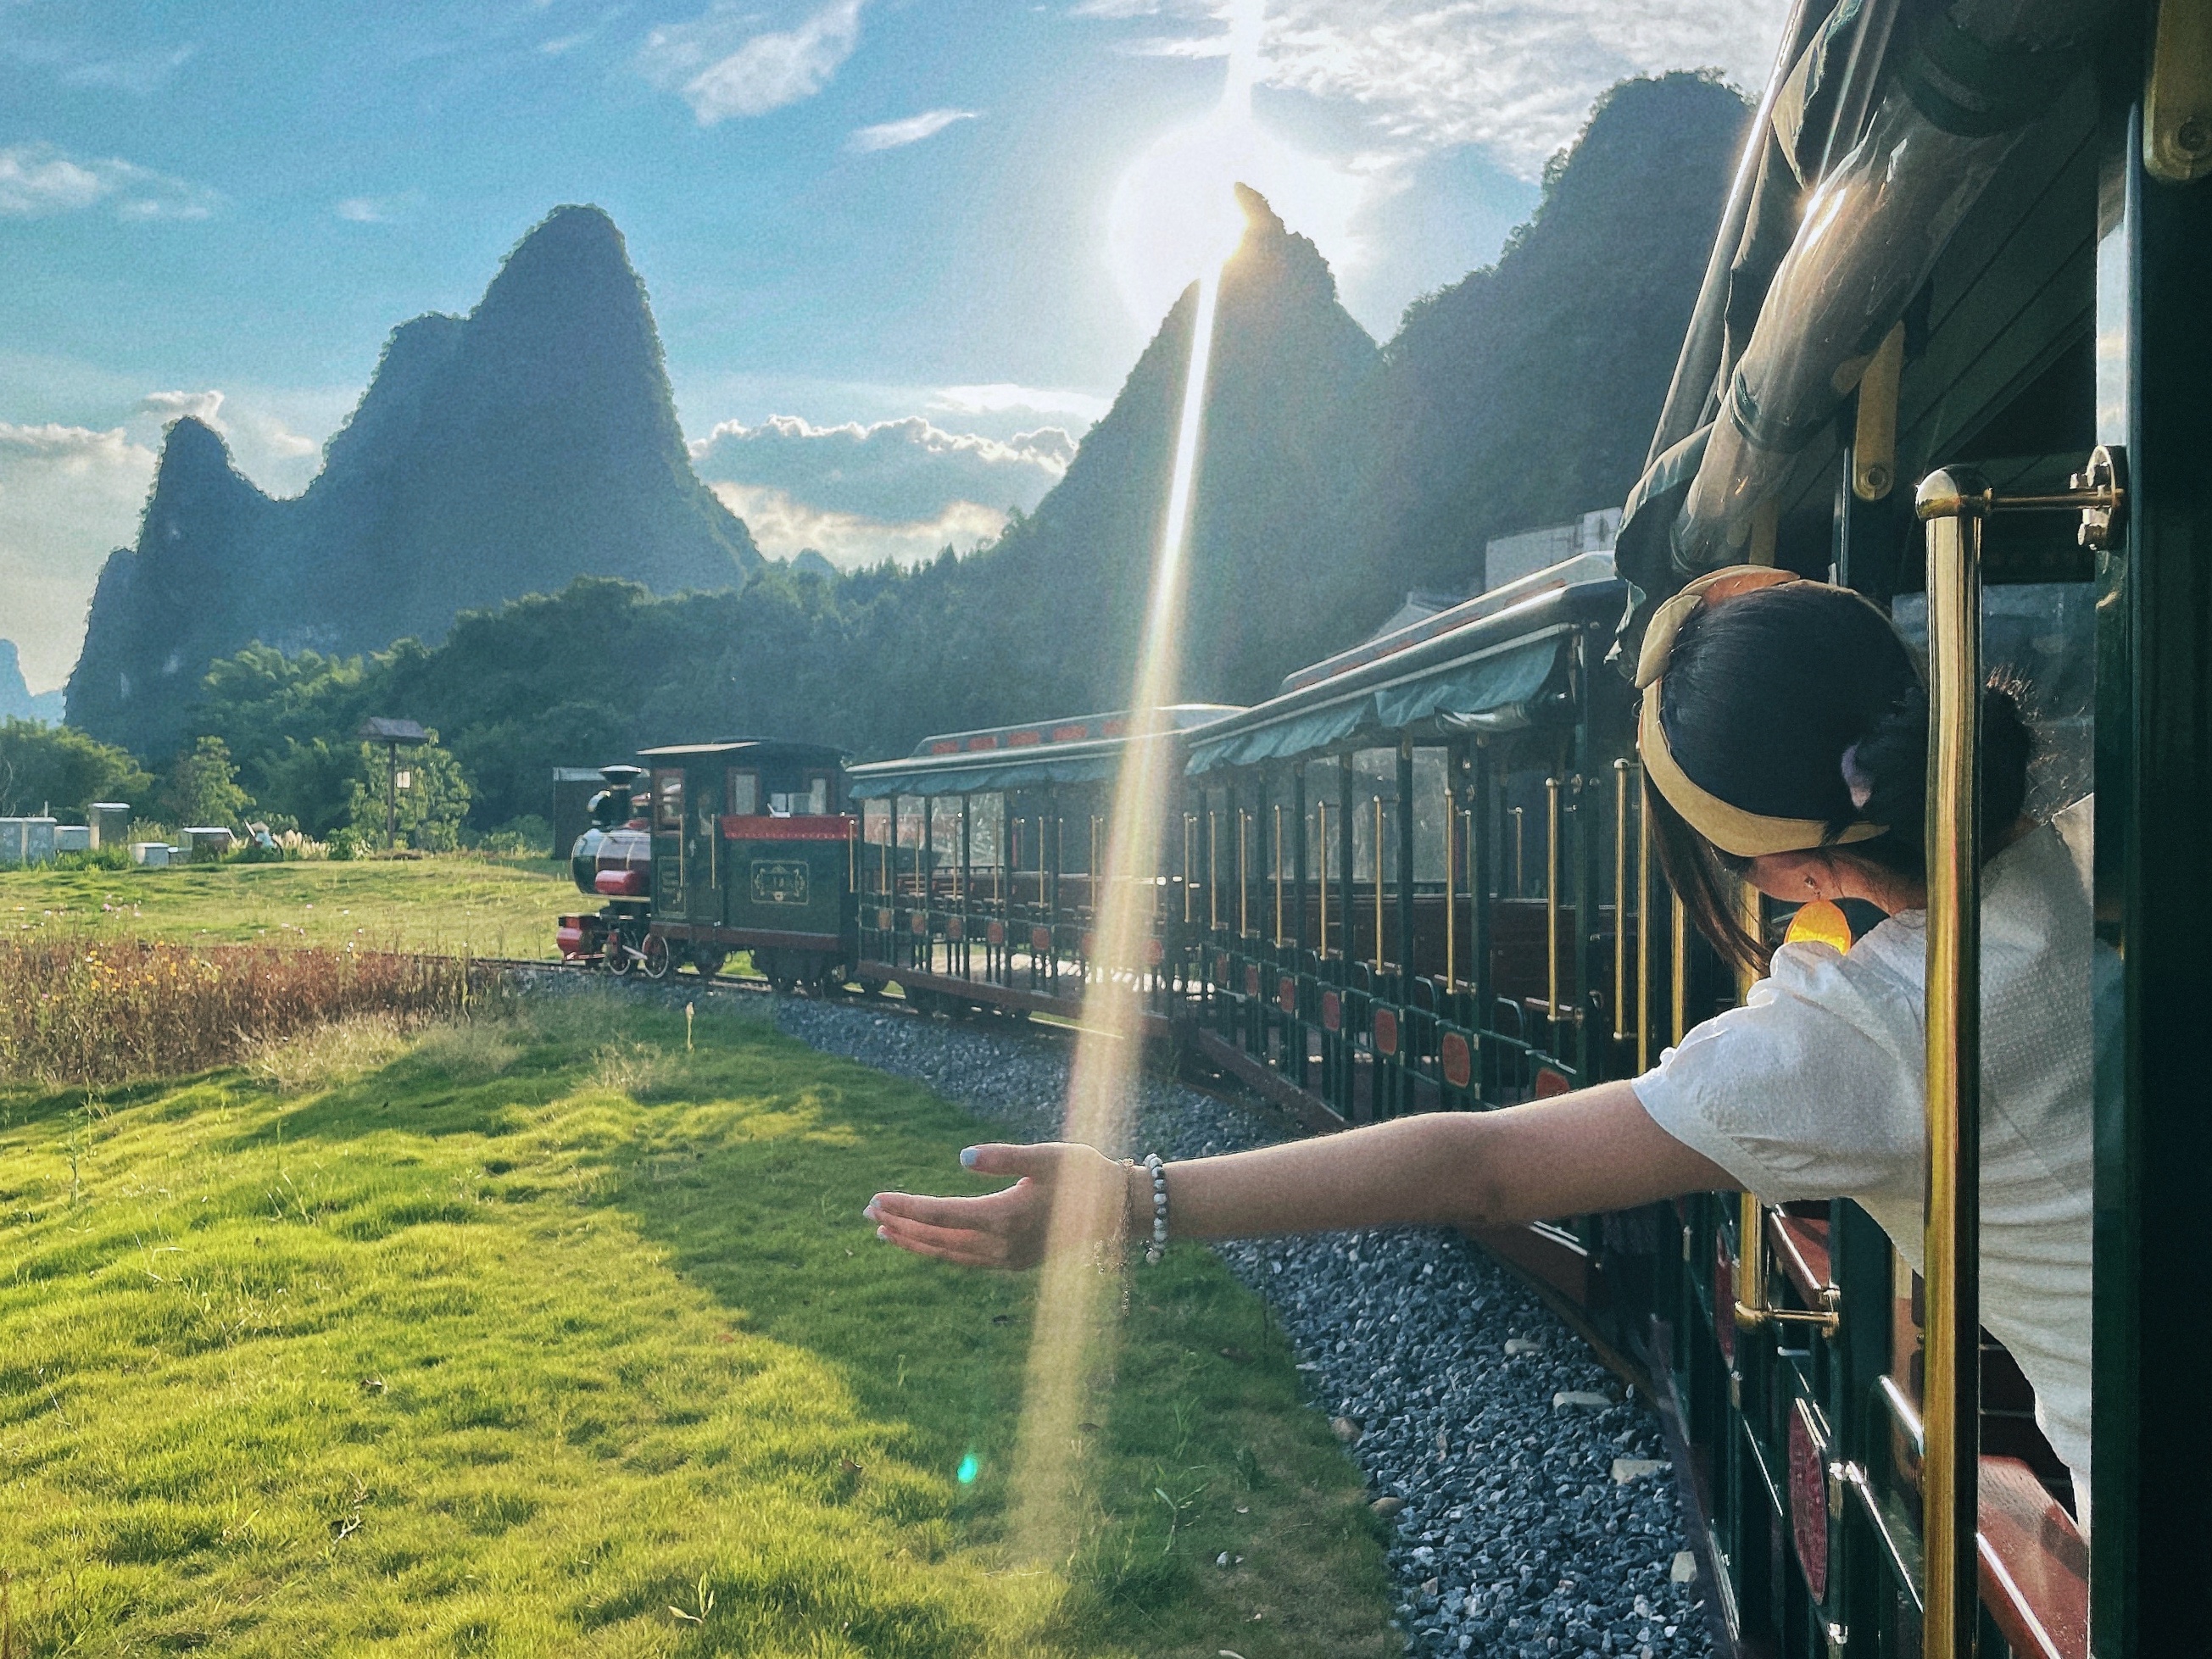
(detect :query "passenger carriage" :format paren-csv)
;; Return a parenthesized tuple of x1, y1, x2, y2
(840, 706, 1242, 1022)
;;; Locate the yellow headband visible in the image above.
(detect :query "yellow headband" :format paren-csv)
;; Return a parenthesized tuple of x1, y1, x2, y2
(1634, 565, 1889, 859)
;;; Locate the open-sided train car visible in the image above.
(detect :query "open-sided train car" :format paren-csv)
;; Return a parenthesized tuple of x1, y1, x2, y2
(1577, 1, 2212, 1654)
(840, 705, 1242, 1022)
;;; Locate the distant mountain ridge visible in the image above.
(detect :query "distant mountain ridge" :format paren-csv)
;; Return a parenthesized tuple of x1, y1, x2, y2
(69, 205, 761, 756)
(0, 641, 64, 724)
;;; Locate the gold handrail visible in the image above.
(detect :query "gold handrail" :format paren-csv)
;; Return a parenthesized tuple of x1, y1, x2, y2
(1273, 803, 1284, 947)
(1317, 801, 1329, 955)
(1238, 810, 1249, 938)
(1636, 768, 1652, 1072)
(1613, 759, 1629, 1043)
(1183, 815, 1195, 924)
(1917, 465, 1986, 1659)
(1444, 782, 1456, 987)
(1372, 795, 1385, 975)
(1544, 776, 1561, 1019)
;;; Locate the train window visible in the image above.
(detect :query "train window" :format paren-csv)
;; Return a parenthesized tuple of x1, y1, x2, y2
(806, 774, 829, 816)
(727, 769, 759, 816)
(653, 770, 683, 830)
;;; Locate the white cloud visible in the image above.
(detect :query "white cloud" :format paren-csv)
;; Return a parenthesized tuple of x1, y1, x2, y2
(709, 482, 1008, 571)
(61, 44, 198, 95)
(140, 389, 227, 432)
(689, 412, 1073, 522)
(638, 0, 865, 124)
(1085, 0, 1787, 180)
(848, 108, 978, 153)
(0, 423, 159, 693)
(0, 142, 220, 220)
(928, 382, 1112, 423)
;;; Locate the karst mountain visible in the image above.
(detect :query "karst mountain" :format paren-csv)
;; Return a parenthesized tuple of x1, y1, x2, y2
(69, 205, 761, 756)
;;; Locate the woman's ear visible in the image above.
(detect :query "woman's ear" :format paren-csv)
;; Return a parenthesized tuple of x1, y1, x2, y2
(1745, 849, 1837, 902)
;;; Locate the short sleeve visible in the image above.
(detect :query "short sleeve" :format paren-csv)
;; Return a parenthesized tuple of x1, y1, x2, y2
(1631, 943, 1925, 1205)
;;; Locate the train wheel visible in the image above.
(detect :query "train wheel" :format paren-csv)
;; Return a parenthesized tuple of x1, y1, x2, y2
(689, 946, 727, 980)
(606, 936, 634, 976)
(639, 933, 671, 981)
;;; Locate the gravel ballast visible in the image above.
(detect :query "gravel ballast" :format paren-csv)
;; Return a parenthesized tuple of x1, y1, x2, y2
(773, 996, 1714, 1658)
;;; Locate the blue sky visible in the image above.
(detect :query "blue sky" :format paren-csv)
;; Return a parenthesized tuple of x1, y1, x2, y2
(0, 0, 1786, 692)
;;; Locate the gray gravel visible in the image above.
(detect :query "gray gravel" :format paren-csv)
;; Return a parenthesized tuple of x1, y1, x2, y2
(773, 995, 1713, 1658)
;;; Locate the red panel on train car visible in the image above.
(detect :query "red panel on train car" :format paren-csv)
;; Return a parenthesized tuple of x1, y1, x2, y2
(875, 908, 894, 932)
(1278, 975, 1296, 1014)
(1321, 990, 1341, 1031)
(910, 910, 929, 934)
(1031, 926, 1053, 955)
(1533, 1066, 1571, 1098)
(594, 869, 646, 896)
(945, 916, 964, 942)
(720, 814, 855, 840)
(1373, 1006, 1399, 1056)
(1006, 730, 1043, 747)
(1145, 938, 1165, 968)
(1050, 723, 1089, 743)
(1788, 1399, 1830, 1601)
(1081, 930, 1098, 960)
(1441, 1031, 1473, 1090)
(1242, 963, 1261, 999)
(965, 735, 1000, 751)
(987, 920, 1005, 945)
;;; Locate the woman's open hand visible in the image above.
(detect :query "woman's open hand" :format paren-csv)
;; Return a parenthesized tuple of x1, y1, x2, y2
(866, 1142, 1128, 1270)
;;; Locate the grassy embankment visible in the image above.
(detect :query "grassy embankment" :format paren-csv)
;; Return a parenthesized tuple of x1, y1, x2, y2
(0, 857, 572, 958)
(0, 988, 1395, 1656)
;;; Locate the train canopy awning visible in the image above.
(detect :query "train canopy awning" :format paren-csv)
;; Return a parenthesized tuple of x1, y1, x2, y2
(1185, 630, 1566, 775)
(846, 738, 1136, 799)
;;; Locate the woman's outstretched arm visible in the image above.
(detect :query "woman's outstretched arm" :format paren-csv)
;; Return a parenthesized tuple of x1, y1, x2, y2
(866, 1081, 1733, 1269)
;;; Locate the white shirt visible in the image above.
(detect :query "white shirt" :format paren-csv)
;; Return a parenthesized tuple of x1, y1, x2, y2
(1634, 799, 2104, 1490)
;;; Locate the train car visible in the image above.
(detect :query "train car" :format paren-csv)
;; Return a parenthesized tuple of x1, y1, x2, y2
(556, 740, 854, 989)
(841, 705, 1242, 1022)
(1580, 2, 2212, 1655)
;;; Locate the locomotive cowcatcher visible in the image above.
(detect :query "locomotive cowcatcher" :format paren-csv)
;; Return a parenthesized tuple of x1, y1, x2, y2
(557, 739, 854, 990)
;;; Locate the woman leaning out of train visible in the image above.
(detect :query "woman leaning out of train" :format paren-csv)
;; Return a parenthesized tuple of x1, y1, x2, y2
(866, 565, 2103, 1525)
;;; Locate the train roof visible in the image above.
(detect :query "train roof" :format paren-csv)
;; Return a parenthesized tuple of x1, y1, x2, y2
(637, 738, 847, 765)
(845, 704, 1245, 799)
(1185, 553, 1625, 775)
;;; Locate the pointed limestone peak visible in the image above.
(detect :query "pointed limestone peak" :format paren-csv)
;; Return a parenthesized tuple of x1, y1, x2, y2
(1223, 182, 1348, 315)
(146, 416, 267, 520)
(471, 203, 651, 344)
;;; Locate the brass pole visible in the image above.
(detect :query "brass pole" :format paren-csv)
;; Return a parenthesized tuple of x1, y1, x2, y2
(1090, 814, 1100, 919)
(1372, 794, 1385, 974)
(1917, 470, 1985, 1659)
(1669, 893, 1687, 1044)
(1635, 770, 1652, 1072)
(1238, 810, 1250, 938)
(1511, 805, 1525, 897)
(1208, 811, 1218, 932)
(847, 815, 856, 892)
(1613, 758, 1629, 1043)
(1273, 803, 1284, 946)
(1544, 777, 1561, 1018)
(1183, 815, 1195, 924)
(1444, 782, 1456, 987)
(1317, 802, 1329, 955)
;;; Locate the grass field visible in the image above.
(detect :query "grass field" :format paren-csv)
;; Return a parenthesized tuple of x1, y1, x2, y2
(0, 992, 1395, 1656)
(0, 858, 573, 959)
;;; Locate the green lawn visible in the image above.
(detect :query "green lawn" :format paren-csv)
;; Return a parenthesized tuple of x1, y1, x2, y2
(0, 857, 574, 959)
(0, 994, 1394, 1656)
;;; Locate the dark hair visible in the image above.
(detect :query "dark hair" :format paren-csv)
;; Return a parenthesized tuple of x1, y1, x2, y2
(1646, 584, 2031, 978)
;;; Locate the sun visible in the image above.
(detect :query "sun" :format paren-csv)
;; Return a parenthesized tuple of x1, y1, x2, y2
(1104, 106, 1368, 328)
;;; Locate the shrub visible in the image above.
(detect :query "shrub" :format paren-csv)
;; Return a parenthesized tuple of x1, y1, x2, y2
(0, 942, 485, 1084)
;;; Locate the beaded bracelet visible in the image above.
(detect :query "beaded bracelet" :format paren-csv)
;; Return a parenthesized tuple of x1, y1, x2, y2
(1142, 1153, 1168, 1265)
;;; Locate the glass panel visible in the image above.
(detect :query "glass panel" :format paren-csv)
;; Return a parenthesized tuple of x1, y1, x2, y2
(653, 770, 683, 831)
(1411, 749, 1449, 882)
(727, 770, 758, 816)
(807, 775, 828, 816)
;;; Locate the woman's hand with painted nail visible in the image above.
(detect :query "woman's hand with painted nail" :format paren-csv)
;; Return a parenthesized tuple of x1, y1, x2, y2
(865, 1142, 1128, 1270)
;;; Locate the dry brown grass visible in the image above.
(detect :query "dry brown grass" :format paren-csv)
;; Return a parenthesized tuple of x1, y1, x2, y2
(0, 940, 482, 1084)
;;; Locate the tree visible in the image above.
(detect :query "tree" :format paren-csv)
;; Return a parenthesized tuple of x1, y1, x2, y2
(160, 736, 253, 828)
(345, 734, 471, 851)
(0, 719, 154, 819)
